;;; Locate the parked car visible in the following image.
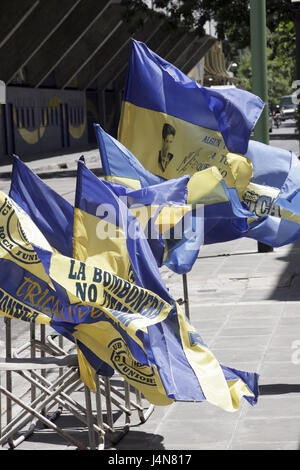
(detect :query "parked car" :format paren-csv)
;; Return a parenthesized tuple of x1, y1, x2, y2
(280, 95, 296, 121)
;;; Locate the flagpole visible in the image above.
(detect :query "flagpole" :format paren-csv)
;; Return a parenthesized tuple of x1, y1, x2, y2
(250, 0, 274, 253)
(182, 274, 190, 320)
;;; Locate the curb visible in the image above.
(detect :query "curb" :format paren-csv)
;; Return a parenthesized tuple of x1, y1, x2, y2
(0, 167, 103, 180)
(269, 134, 298, 140)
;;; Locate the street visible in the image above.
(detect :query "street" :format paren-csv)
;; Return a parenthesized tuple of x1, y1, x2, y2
(269, 118, 300, 155)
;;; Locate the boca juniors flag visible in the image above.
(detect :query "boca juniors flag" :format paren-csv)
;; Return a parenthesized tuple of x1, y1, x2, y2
(118, 39, 263, 193)
(115, 39, 300, 251)
(71, 158, 259, 410)
(95, 124, 253, 273)
(1, 158, 259, 411)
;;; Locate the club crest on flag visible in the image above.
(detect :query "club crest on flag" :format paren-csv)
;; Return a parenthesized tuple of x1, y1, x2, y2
(108, 337, 156, 387)
(0, 196, 40, 265)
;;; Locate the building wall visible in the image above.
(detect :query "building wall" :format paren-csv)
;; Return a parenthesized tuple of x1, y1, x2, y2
(0, 87, 89, 159)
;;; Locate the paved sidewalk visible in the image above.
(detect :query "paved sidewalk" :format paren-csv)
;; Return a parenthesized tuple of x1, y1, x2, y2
(0, 146, 101, 179)
(111, 238, 300, 451)
(127, 238, 300, 450)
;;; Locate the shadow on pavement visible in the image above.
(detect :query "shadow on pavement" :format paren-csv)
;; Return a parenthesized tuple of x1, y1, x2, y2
(259, 384, 300, 396)
(115, 430, 165, 450)
(268, 242, 300, 301)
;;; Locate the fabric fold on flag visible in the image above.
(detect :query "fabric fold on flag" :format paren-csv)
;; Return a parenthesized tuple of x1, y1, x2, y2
(94, 122, 164, 189)
(244, 139, 293, 189)
(246, 214, 300, 247)
(275, 154, 300, 215)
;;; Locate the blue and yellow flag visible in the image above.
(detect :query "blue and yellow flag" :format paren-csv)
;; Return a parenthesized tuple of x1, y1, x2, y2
(95, 123, 253, 273)
(4, 158, 259, 410)
(1, 182, 173, 399)
(118, 39, 264, 192)
(116, 39, 300, 251)
(8, 156, 114, 379)
(72, 158, 259, 409)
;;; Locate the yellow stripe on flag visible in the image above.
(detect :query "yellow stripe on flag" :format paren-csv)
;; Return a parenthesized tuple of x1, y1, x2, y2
(73, 207, 131, 281)
(105, 175, 142, 190)
(176, 302, 254, 412)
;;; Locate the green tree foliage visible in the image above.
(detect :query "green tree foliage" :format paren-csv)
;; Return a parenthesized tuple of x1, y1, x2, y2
(121, 1, 296, 106)
(236, 24, 295, 105)
(121, 0, 293, 46)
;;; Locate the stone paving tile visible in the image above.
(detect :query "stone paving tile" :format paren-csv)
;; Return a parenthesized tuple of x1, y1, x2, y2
(211, 335, 270, 350)
(274, 325, 300, 336)
(111, 428, 166, 450)
(242, 289, 289, 301)
(230, 441, 300, 450)
(217, 327, 274, 336)
(207, 349, 263, 364)
(156, 418, 239, 447)
(188, 319, 226, 331)
(263, 348, 299, 362)
(0, 181, 10, 193)
(282, 310, 300, 318)
(231, 417, 300, 444)
(154, 401, 241, 423)
(227, 302, 285, 313)
(260, 362, 300, 378)
(278, 315, 300, 325)
(269, 334, 300, 348)
(225, 318, 279, 329)
(244, 394, 300, 418)
(258, 375, 300, 385)
(228, 309, 282, 320)
(161, 442, 229, 450)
